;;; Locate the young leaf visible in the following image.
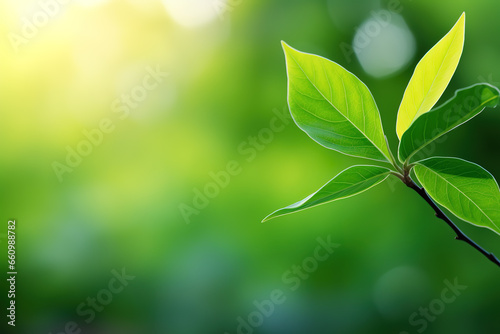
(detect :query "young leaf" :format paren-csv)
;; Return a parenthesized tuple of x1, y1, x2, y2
(396, 13, 465, 139)
(414, 157, 500, 235)
(282, 42, 392, 162)
(262, 165, 392, 222)
(399, 83, 500, 163)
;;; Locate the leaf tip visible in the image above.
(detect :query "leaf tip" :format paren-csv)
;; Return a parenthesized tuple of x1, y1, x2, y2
(281, 41, 294, 55)
(261, 215, 273, 223)
(457, 12, 466, 32)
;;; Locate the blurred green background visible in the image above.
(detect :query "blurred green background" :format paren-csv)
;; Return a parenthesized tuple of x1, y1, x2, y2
(1, 0, 500, 333)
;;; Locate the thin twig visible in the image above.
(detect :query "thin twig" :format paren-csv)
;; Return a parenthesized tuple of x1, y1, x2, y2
(405, 178, 500, 268)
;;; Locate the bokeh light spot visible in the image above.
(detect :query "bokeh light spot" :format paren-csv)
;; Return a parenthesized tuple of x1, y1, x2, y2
(162, 0, 224, 28)
(373, 266, 431, 319)
(353, 11, 416, 78)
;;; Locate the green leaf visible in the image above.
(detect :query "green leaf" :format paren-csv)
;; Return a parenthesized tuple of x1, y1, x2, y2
(282, 42, 392, 162)
(262, 165, 392, 222)
(399, 83, 500, 163)
(414, 157, 500, 235)
(396, 13, 465, 139)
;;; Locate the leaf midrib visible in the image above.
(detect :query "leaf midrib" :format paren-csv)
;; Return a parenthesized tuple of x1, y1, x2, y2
(297, 171, 390, 208)
(287, 51, 389, 161)
(411, 25, 461, 124)
(403, 94, 498, 163)
(423, 166, 498, 230)
(264, 168, 391, 221)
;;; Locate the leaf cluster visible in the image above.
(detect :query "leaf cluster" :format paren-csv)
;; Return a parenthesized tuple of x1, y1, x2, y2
(264, 13, 500, 238)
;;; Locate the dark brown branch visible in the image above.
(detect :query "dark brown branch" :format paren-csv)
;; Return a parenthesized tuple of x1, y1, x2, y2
(405, 178, 500, 268)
